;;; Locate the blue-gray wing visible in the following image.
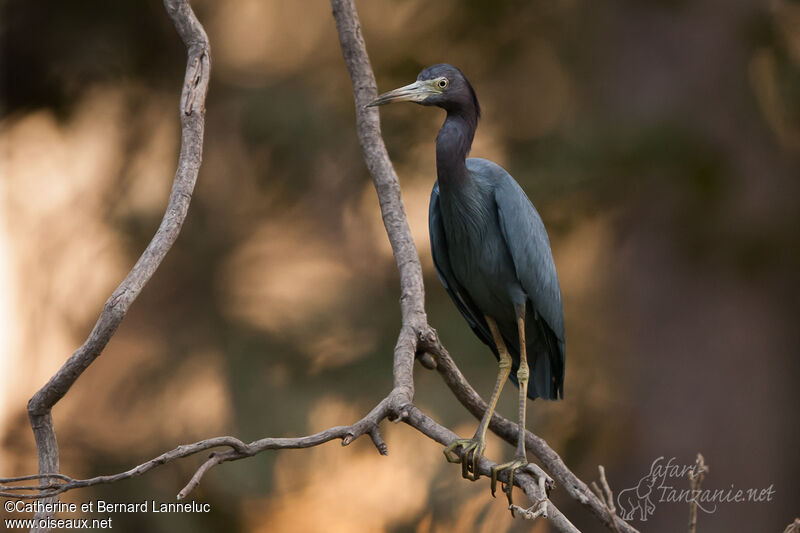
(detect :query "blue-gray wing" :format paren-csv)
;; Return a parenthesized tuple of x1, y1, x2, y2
(429, 182, 498, 357)
(494, 177, 565, 342)
(494, 173, 566, 398)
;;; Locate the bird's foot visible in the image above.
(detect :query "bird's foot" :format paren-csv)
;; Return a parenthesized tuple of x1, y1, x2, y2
(490, 456, 529, 512)
(443, 437, 486, 481)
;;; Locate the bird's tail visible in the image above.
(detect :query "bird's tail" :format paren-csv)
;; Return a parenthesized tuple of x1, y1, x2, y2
(507, 318, 564, 401)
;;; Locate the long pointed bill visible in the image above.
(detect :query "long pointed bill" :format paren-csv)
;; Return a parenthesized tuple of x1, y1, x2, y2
(367, 80, 434, 107)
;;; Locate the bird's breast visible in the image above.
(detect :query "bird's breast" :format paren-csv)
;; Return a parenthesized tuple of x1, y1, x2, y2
(439, 186, 522, 321)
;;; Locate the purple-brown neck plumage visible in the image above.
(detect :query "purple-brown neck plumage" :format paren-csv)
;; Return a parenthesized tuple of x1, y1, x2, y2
(436, 106, 479, 191)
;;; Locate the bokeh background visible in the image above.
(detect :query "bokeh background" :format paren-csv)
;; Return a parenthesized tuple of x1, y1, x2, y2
(2, 0, 799, 531)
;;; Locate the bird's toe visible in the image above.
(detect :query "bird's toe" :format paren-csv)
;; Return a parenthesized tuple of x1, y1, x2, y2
(490, 456, 529, 510)
(443, 437, 486, 481)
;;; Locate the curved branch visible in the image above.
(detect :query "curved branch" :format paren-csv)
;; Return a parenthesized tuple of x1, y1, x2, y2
(2, 398, 582, 533)
(330, 0, 428, 333)
(23, 1, 209, 530)
(1, 402, 391, 501)
(27, 0, 210, 419)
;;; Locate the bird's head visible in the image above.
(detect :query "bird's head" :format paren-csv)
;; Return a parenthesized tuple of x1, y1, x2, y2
(367, 63, 480, 118)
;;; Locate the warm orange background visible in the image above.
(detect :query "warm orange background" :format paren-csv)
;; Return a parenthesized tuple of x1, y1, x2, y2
(2, 1, 799, 531)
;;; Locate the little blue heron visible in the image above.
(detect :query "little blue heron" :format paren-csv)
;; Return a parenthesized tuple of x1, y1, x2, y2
(368, 64, 565, 506)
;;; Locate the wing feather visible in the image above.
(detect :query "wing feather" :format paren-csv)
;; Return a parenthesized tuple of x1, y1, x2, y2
(494, 174, 566, 399)
(493, 178, 565, 342)
(429, 182, 498, 357)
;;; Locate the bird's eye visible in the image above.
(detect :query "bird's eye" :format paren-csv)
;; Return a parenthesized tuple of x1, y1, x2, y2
(438, 78, 449, 89)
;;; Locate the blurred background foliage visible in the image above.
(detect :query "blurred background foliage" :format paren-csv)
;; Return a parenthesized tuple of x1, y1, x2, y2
(1, 0, 799, 531)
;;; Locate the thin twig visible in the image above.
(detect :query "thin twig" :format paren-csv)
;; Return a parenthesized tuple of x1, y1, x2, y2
(783, 518, 800, 533)
(688, 453, 708, 533)
(2, 397, 581, 533)
(591, 466, 621, 533)
(2, 402, 393, 500)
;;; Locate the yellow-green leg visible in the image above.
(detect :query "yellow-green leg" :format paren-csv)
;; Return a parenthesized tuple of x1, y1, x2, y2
(490, 304, 530, 512)
(444, 315, 512, 481)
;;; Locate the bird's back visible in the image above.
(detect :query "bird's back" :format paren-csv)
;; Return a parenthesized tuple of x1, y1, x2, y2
(430, 158, 565, 400)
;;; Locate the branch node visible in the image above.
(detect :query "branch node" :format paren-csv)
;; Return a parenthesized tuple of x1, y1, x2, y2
(525, 462, 554, 493)
(416, 351, 437, 370)
(391, 409, 409, 424)
(177, 454, 224, 501)
(417, 326, 440, 351)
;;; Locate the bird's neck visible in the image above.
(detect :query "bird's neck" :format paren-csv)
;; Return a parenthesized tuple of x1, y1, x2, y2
(436, 111, 477, 190)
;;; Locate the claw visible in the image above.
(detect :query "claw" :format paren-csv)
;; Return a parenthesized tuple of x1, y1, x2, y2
(443, 437, 486, 481)
(490, 456, 528, 510)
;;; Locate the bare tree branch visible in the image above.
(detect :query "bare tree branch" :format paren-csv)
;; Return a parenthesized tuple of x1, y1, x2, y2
(591, 466, 622, 533)
(2, 407, 391, 501)
(422, 336, 639, 533)
(402, 406, 579, 532)
(3, 406, 580, 530)
(22, 0, 210, 530)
